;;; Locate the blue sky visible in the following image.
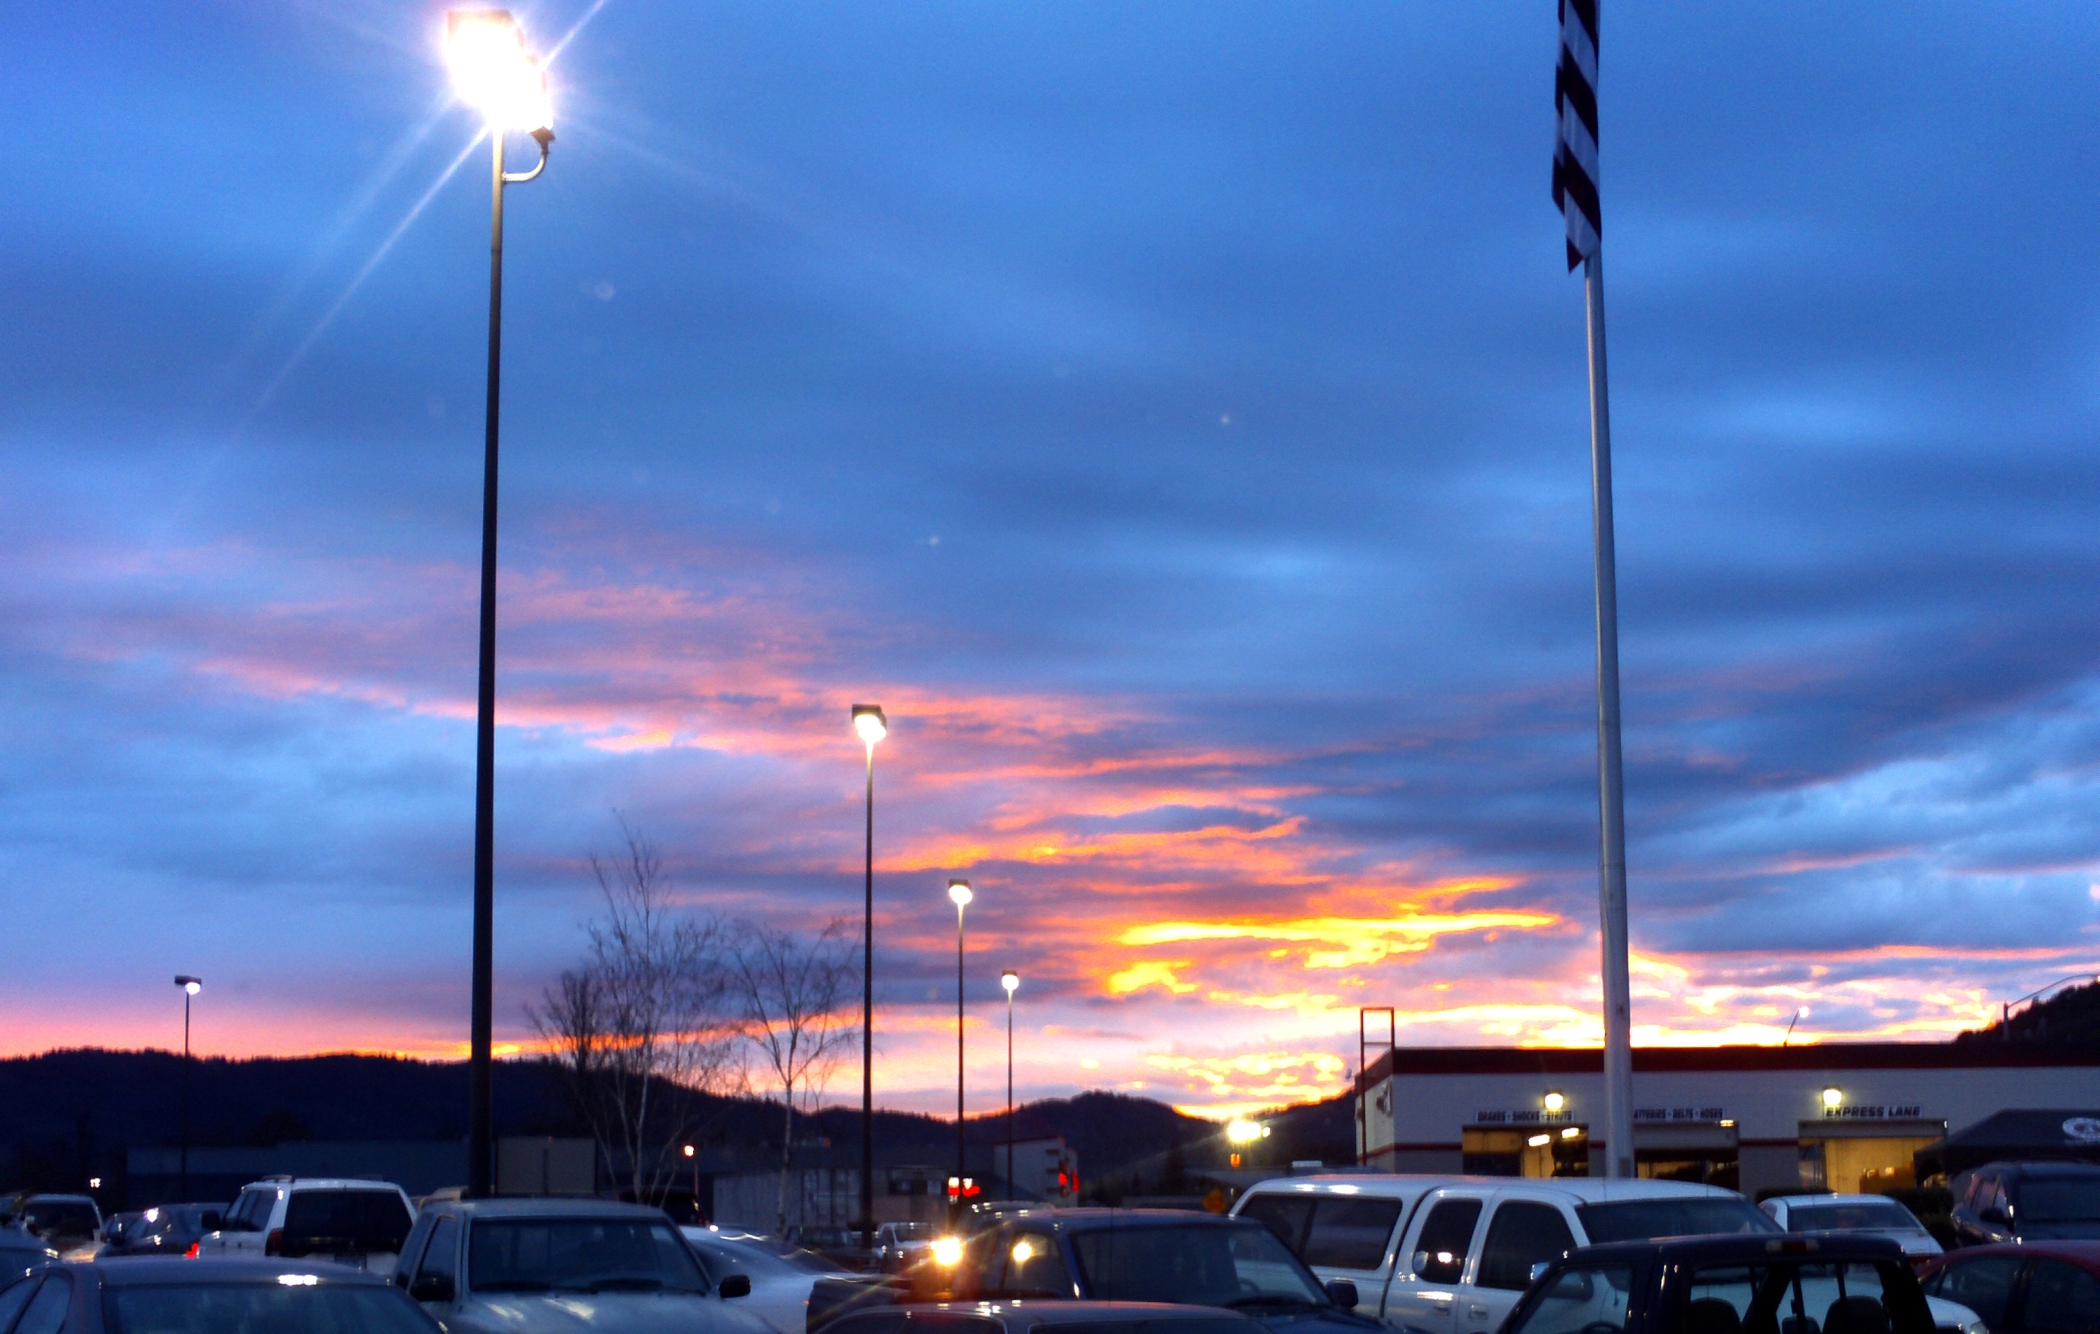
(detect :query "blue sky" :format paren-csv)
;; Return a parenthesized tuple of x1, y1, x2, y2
(4, 0, 2100, 1115)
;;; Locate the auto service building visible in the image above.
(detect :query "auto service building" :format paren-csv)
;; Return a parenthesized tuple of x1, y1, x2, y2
(1354, 1043, 2100, 1198)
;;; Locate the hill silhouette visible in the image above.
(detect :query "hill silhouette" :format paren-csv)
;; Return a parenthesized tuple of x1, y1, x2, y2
(1, 1048, 1312, 1201)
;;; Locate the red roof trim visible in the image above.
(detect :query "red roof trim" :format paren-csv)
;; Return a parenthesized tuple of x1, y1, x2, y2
(1361, 1044, 2100, 1084)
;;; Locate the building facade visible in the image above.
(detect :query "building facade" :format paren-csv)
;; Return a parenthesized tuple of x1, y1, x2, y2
(1355, 1044, 2100, 1198)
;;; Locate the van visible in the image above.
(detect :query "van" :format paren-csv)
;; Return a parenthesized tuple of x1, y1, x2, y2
(1231, 1174, 1775, 1334)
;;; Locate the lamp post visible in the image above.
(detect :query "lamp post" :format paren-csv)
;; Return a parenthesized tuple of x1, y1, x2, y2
(446, 8, 555, 1201)
(948, 879, 973, 1221)
(1001, 971, 1018, 1196)
(683, 1143, 697, 1222)
(174, 976, 201, 1200)
(851, 704, 886, 1248)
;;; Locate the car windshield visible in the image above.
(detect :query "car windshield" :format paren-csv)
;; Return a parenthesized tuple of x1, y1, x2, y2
(2020, 1181, 2100, 1223)
(1786, 1202, 1920, 1232)
(1683, 1260, 1916, 1334)
(104, 1281, 436, 1334)
(687, 1235, 808, 1279)
(20, 1202, 97, 1237)
(470, 1218, 710, 1294)
(1576, 1198, 1779, 1244)
(1068, 1223, 1329, 1309)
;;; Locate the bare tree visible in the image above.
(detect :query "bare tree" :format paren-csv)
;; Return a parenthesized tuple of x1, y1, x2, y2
(531, 825, 738, 1205)
(726, 918, 859, 1233)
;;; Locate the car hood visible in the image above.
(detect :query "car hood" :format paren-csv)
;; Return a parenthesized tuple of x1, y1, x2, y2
(1241, 1309, 1384, 1334)
(455, 1291, 775, 1334)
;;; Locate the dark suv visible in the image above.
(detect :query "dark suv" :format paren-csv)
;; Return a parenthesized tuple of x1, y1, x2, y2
(1951, 1161, 2100, 1247)
(1502, 1233, 1939, 1334)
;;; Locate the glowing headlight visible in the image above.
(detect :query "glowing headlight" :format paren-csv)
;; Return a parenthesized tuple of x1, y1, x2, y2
(931, 1236, 964, 1266)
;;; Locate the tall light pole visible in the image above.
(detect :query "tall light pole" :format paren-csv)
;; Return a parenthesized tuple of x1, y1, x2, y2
(851, 704, 886, 1247)
(1001, 971, 1018, 1197)
(174, 976, 201, 1200)
(948, 879, 973, 1222)
(683, 1143, 697, 1222)
(447, 8, 554, 1200)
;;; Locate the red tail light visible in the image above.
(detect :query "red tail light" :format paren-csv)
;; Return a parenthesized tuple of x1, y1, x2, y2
(264, 1230, 283, 1256)
(183, 1242, 199, 1258)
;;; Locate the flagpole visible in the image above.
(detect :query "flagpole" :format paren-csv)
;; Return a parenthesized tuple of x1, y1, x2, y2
(1582, 247, 1634, 1180)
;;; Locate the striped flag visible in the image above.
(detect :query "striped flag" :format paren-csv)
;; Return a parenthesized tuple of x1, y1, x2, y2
(1552, 0, 1601, 271)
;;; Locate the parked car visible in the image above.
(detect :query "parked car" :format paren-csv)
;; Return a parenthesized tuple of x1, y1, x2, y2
(196, 1177, 417, 1275)
(685, 1226, 860, 1334)
(394, 1197, 774, 1334)
(1917, 1238, 2100, 1333)
(1950, 1162, 2100, 1248)
(99, 1204, 226, 1258)
(876, 1223, 941, 1274)
(1232, 1173, 1777, 1333)
(0, 1227, 61, 1279)
(13, 1196, 104, 1260)
(820, 1300, 1261, 1334)
(1501, 1232, 1969, 1334)
(1762, 1192, 1944, 1258)
(815, 1209, 1380, 1334)
(0, 1255, 442, 1334)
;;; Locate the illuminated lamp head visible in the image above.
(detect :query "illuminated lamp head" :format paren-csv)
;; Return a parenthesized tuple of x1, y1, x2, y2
(852, 703, 888, 745)
(445, 10, 553, 135)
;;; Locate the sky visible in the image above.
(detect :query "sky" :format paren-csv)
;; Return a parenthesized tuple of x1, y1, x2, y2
(5, 1, 2100, 1120)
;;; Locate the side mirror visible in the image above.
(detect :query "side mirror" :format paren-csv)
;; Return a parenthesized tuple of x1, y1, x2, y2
(720, 1275, 752, 1300)
(1324, 1280, 1358, 1309)
(409, 1273, 456, 1303)
(1413, 1249, 1462, 1284)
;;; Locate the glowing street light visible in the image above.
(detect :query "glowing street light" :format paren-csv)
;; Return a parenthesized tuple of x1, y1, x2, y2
(1543, 1090, 1566, 1113)
(1821, 1086, 1845, 1110)
(851, 703, 886, 1249)
(173, 976, 202, 1199)
(448, 7, 556, 1200)
(447, 10, 553, 136)
(1002, 970, 1019, 1194)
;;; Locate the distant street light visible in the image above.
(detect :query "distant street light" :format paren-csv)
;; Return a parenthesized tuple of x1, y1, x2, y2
(683, 1143, 697, 1217)
(851, 704, 885, 1249)
(1821, 1086, 1845, 1110)
(174, 976, 202, 1199)
(1001, 971, 1019, 1195)
(446, 7, 555, 1201)
(948, 880, 973, 1220)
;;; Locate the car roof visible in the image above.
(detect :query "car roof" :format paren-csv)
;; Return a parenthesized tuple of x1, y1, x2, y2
(1769, 1194, 1906, 1207)
(421, 1197, 670, 1221)
(1240, 1174, 1737, 1203)
(238, 1179, 406, 1192)
(889, 1302, 1252, 1325)
(1569, 1234, 1907, 1265)
(1998, 1161, 2100, 1178)
(1931, 1240, 2100, 1266)
(91, 1256, 398, 1287)
(1023, 1209, 1253, 1227)
(22, 1195, 96, 1205)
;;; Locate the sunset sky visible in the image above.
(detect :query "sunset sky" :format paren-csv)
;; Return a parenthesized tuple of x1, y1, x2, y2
(7, 1, 2100, 1119)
